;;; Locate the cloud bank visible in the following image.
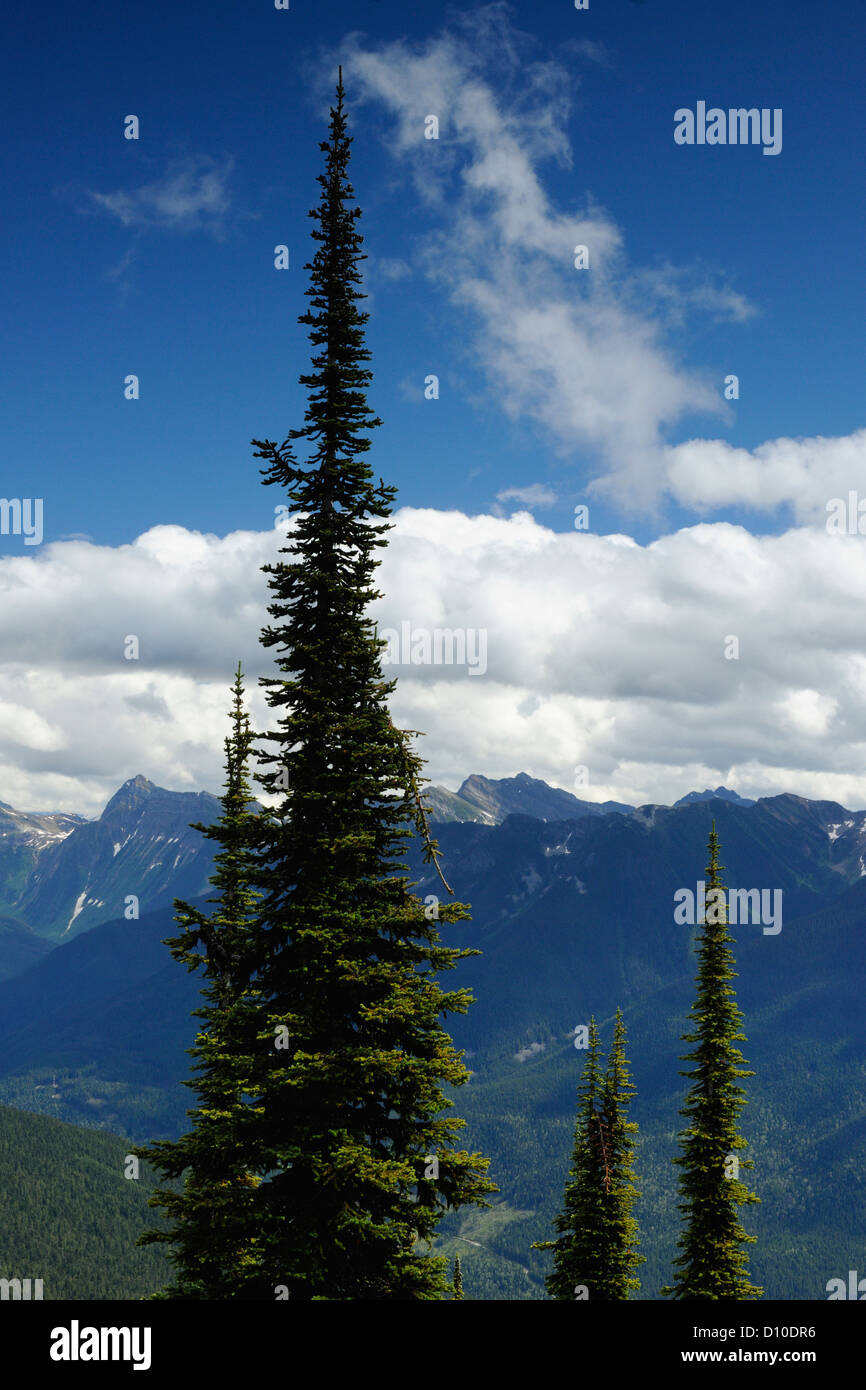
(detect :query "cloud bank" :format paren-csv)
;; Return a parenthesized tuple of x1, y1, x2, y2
(2, 510, 866, 817)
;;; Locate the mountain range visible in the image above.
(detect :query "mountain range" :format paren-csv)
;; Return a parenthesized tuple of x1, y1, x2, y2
(0, 770, 766, 959)
(0, 775, 220, 952)
(1, 771, 865, 1297)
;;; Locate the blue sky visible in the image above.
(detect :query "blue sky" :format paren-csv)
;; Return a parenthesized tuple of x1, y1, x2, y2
(3, 0, 866, 815)
(2, 0, 863, 548)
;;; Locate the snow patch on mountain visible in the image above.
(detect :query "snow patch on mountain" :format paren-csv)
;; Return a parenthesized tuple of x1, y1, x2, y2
(826, 821, 855, 842)
(64, 891, 88, 934)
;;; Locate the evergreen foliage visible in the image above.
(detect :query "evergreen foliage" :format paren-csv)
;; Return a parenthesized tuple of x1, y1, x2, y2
(663, 823, 762, 1299)
(133, 665, 265, 1298)
(0, 1103, 169, 1300)
(533, 1012, 642, 1299)
(235, 69, 493, 1299)
(599, 1009, 644, 1297)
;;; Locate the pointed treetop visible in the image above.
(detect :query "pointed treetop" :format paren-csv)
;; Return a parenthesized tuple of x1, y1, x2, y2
(706, 819, 725, 887)
(334, 65, 345, 117)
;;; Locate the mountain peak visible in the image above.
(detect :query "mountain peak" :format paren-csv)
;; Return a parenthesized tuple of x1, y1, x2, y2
(673, 786, 755, 808)
(452, 773, 632, 824)
(101, 775, 156, 818)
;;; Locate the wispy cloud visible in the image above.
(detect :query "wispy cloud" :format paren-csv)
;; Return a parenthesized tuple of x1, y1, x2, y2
(629, 263, 758, 329)
(397, 374, 423, 402)
(85, 155, 236, 236)
(495, 484, 558, 510)
(563, 38, 614, 69)
(337, 5, 747, 511)
(375, 256, 412, 282)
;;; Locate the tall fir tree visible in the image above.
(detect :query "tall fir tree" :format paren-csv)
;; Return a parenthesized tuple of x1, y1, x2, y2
(453, 1253, 464, 1301)
(533, 1013, 642, 1300)
(663, 822, 762, 1299)
(134, 663, 265, 1298)
(242, 68, 494, 1300)
(599, 1008, 643, 1298)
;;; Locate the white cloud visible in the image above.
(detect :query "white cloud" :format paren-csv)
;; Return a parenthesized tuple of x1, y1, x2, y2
(397, 374, 424, 402)
(495, 484, 557, 510)
(0, 701, 65, 753)
(776, 690, 837, 738)
(3, 511, 866, 817)
(662, 428, 866, 523)
(86, 156, 235, 235)
(629, 263, 758, 328)
(374, 257, 412, 282)
(564, 39, 613, 69)
(309, 9, 863, 528)
(336, 9, 751, 509)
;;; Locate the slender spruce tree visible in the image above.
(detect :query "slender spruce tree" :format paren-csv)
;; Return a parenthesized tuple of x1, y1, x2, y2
(134, 663, 265, 1298)
(533, 1017, 604, 1300)
(663, 822, 762, 1299)
(453, 1254, 464, 1300)
(599, 1008, 643, 1297)
(242, 68, 494, 1300)
(533, 1014, 642, 1300)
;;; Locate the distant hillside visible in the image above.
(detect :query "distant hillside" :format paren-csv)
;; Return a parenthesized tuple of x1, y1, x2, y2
(674, 785, 756, 807)
(0, 1104, 170, 1299)
(0, 801, 84, 916)
(0, 901, 200, 1140)
(427, 772, 633, 824)
(0, 775, 221, 943)
(1, 786, 866, 1295)
(0, 773, 786, 965)
(0, 917, 52, 982)
(439, 873, 866, 1300)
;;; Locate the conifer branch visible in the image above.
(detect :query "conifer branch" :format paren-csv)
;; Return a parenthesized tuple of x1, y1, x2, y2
(388, 717, 454, 896)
